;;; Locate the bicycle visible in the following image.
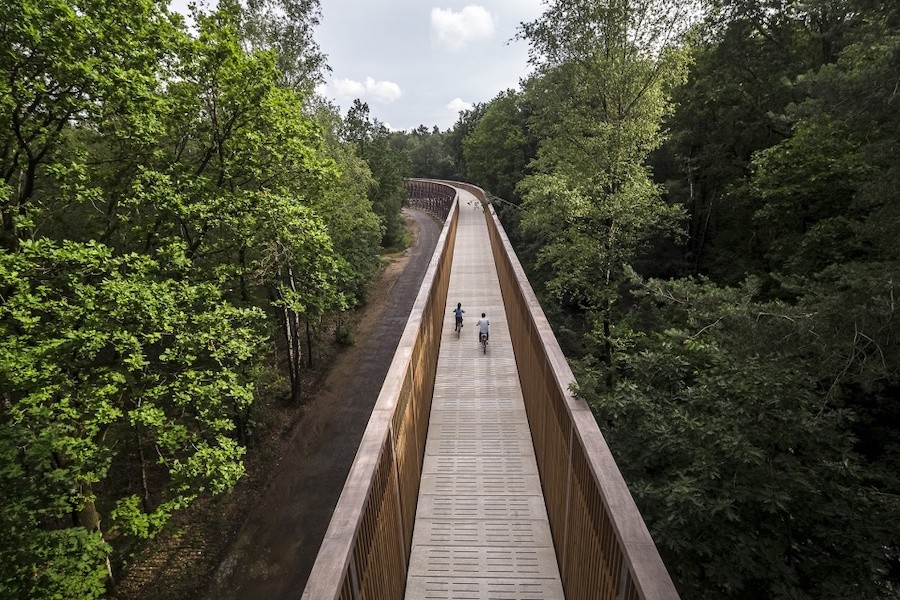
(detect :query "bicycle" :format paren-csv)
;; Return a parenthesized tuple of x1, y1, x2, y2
(479, 331, 488, 354)
(456, 317, 463, 338)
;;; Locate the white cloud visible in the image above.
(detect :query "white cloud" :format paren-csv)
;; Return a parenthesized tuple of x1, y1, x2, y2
(364, 77, 403, 103)
(328, 76, 403, 104)
(446, 97, 474, 113)
(332, 78, 366, 99)
(430, 5, 496, 51)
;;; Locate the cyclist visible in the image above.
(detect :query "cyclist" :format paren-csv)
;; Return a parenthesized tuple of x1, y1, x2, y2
(476, 312, 490, 345)
(452, 302, 465, 332)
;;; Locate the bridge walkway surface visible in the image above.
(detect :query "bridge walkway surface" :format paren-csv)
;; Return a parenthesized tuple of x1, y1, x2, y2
(404, 190, 565, 598)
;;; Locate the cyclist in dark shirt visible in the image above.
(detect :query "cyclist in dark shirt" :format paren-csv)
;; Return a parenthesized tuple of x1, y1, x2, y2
(452, 302, 465, 332)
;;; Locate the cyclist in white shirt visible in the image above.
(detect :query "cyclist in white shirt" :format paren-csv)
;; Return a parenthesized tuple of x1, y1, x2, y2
(476, 313, 490, 343)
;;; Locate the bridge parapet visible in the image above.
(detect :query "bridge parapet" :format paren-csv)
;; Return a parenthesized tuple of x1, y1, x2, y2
(302, 183, 459, 600)
(473, 184, 680, 600)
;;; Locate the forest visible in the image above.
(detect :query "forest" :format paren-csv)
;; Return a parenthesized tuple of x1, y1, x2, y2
(439, 0, 900, 598)
(0, 0, 410, 597)
(1, 0, 898, 598)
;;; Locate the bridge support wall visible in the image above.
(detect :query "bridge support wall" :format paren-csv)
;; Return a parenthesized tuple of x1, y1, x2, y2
(301, 182, 459, 600)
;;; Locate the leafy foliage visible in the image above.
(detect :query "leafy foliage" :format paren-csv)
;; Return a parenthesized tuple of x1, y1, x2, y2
(0, 0, 387, 594)
(517, 0, 691, 376)
(462, 90, 534, 202)
(449, 0, 900, 596)
(0, 241, 263, 597)
(342, 99, 410, 248)
(578, 274, 898, 598)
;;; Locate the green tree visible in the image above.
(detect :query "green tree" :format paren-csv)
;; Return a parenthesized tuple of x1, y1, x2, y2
(0, 0, 178, 250)
(231, 0, 328, 91)
(657, 22, 799, 278)
(312, 100, 383, 304)
(394, 125, 455, 180)
(0, 2, 358, 594)
(579, 273, 898, 599)
(518, 0, 692, 378)
(101, 6, 343, 401)
(445, 102, 486, 181)
(746, 22, 900, 533)
(251, 195, 344, 400)
(0, 241, 264, 599)
(343, 99, 410, 248)
(462, 89, 534, 203)
(657, 0, 879, 279)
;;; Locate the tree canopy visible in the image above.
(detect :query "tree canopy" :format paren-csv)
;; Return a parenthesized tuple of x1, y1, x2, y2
(0, 1, 393, 596)
(453, 0, 900, 597)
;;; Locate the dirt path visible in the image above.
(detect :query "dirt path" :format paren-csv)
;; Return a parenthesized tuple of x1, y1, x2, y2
(200, 208, 442, 599)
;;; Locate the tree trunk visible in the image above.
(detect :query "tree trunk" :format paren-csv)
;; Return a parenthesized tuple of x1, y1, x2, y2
(51, 451, 114, 583)
(75, 481, 101, 533)
(136, 425, 151, 514)
(280, 302, 302, 404)
(75, 481, 115, 585)
(239, 246, 249, 302)
(694, 190, 714, 274)
(305, 316, 314, 368)
(602, 301, 614, 389)
(285, 263, 304, 403)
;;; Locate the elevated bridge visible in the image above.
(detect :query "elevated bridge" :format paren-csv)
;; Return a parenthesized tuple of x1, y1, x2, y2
(302, 180, 678, 600)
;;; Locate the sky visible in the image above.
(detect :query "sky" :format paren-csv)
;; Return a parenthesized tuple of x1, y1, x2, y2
(313, 1, 544, 131)
(169, 1, 546, 131)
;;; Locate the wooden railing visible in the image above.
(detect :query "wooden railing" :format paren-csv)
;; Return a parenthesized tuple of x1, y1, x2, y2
(468, 182, 681, 600)
(301, 182, 459, 600)
(405, 179, 455, 220)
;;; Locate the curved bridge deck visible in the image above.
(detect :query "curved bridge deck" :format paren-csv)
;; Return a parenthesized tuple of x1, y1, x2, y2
(405, 191, 564, 598)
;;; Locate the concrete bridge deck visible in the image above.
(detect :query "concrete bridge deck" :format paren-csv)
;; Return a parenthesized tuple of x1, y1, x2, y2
(404, 191, 564, 599)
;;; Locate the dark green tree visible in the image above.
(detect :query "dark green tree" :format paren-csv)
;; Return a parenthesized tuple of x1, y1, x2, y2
(343, 99, 410, 248)
(579, 273, 898, 599)
(0, 241, 264, 599)
(462, 89, 534, 203)
(0, 1, 366, 594)
(394, 125, 455, 180)
(445, 102, 487, 181)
